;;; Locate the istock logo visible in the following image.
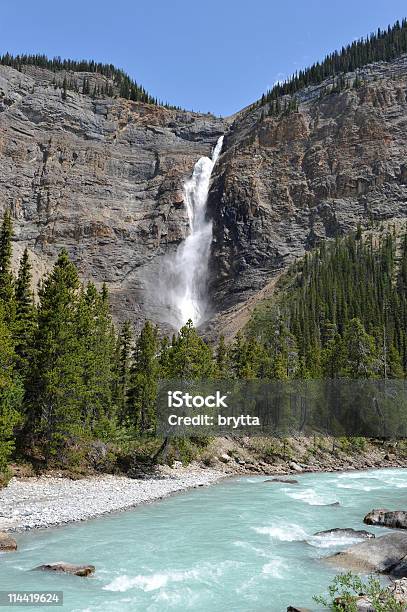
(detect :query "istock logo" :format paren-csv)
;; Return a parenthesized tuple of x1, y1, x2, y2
(167, 391, 229, 409)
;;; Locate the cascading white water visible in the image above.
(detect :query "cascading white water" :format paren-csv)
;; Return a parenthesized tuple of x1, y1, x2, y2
(158, 136, 224, 329)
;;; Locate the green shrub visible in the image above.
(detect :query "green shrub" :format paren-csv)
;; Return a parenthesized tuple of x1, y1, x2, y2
(314, 572, 403, 611)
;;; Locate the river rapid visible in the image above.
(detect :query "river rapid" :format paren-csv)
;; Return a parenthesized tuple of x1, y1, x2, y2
(2, 468, 407, 611)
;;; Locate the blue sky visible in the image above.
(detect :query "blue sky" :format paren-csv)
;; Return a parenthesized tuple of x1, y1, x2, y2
(1, 0, 406, 116)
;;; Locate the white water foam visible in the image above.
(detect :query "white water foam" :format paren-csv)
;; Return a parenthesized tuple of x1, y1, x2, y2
(104, 573, 170, 592)
(252, 524, 308, 542)
(286, 488, 338, 506)
(103, 560, 237, 593)
(261, 559, 285, 578)
(307, 534, 366, 549)
(337, 483, 380, 491)
(336, 471, 381, 480)
(233, 540, 270, 557)
(156, 136, 224, 329)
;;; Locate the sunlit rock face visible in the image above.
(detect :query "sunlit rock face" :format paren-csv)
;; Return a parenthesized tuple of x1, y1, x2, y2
(3, 56, 407, 336)
(207, 56, 407, 335)
(0, 63, 225, 332)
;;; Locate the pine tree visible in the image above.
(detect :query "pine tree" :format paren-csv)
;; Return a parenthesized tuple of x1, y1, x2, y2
(14, 248, 35, 374)
(0, 210, 15, 317)
(386, 345, 404, 379)
(114, 320, 133, 422)
(229, 331, 262, 379)
(321, 333, 343, 378)
(339, 318, 378, 378)
(162, 320, 214, 380)
(127, 321, 159, 433)
(25, 250, 85, 457)
(62, 77, 67, 100)
(76, 282, 116, 437)
(214, 335, 229, 378)
(0, 304, 23, 479)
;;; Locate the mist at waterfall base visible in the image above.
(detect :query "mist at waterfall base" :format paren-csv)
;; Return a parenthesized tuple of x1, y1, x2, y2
(156, 136, 223, 330)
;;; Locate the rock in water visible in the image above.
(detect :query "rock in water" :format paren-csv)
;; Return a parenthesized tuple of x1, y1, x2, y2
(388, 556, 407, 579)
(324, 532, 407, 573)
(33, 562, 95, 577)
(264, 478, 299, 484)
(314, 528, 375, 539)
(0, 532, 17, 551)
(287, 607, 313, 611)
(364, 509, 407, 529)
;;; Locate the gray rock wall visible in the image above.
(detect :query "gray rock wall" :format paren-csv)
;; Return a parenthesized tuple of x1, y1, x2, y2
(208, 56, 407, 324)
(2, 57, 407, 335)
(0, 64, 225, 331)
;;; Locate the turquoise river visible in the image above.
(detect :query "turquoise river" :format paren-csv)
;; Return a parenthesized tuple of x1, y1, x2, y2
(2, 468, 407, 611)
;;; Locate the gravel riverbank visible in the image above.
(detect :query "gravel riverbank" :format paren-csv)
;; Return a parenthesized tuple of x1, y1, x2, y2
(0, 466, 225, 532)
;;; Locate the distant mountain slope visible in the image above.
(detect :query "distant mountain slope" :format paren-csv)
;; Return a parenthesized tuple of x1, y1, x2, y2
(244, 224, 407, 378)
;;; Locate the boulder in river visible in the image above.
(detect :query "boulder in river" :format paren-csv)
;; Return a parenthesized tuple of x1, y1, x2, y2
(0, 532, 17, 551)
(314, 528, 375, 539)
(324, 532, 407, 573)
(287, 607, 313, 611)
(264, 478, 299, 484)
(388, 555, 407, 578)
(33, 562, 95, 577)
(364, 509, 407, 529)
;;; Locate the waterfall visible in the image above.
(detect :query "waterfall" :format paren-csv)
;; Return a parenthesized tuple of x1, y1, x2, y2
(158, 136, 224, 329)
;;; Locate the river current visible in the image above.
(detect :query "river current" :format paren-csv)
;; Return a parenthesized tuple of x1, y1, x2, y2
(2, 468, 407, 611)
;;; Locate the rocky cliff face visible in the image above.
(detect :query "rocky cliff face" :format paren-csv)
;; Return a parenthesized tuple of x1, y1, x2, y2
(0, 64, 225, 329)
(2, 57, 407, 336)
(206, 56, 407, 336)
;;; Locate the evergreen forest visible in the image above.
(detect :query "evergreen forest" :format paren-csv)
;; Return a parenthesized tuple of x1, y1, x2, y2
(1, 211, 406, 482)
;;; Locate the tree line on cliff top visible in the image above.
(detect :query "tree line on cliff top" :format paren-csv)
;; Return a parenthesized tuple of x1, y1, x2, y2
(3, 18, 407, 114)
(258, 18, 407, 107)
(0, 211, 407, 480)
(0, 52, 182, 109)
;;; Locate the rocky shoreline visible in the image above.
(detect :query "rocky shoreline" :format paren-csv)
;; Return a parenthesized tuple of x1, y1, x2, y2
(2, 450, 407, 533)
(2, 432, 407, 535)
(0, 465, 225, 532)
